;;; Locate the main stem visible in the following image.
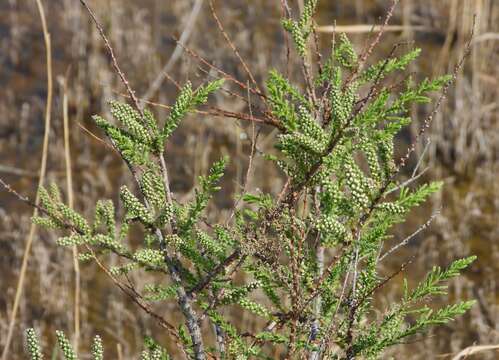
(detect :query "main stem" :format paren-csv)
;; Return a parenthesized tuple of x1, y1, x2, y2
(158, 154, 206, 359)
(159, 230, 205, 359)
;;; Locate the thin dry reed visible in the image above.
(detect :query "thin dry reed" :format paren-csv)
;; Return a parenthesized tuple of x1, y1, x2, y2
(1, 0, 52, 358)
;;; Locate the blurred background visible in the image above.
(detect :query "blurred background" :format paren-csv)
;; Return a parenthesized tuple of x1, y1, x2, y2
(0, 0, 497, 358)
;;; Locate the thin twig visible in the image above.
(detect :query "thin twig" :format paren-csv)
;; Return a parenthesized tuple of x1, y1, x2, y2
(78, 0, 144, 116)
(227, 82, 260, 224)
(344, 0, 400, 87)
(396, 19, 475, 172)
(113, 88, 283, 130)
(386, 167, 429, 195)
(209, 0, 260, 91)
(77, 122, 120, 153)
(380, 210, 440, 261)
(168, 32, 266, 101)
(385, 140, 431, 196)
(412, 139, 431, 178)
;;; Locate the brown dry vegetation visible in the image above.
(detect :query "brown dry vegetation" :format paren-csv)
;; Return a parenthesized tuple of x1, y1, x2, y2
(0, 0, 497, 359)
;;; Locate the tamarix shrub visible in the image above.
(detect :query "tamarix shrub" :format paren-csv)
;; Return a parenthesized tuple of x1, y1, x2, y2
(22, 1, 475, 359)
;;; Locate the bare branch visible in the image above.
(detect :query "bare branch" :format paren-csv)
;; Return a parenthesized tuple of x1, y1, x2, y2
(380, 210, 440, 261)
(78, 0, 144, 116)
(209, 0, 260, 92)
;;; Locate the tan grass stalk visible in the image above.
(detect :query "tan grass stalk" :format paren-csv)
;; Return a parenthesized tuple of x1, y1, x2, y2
(62, 76, 81, 351)
(317, 24, 429, 34)
(451, 344, 499, 360)
(1, 0, 52, 358)
(117, 343, 123, 360)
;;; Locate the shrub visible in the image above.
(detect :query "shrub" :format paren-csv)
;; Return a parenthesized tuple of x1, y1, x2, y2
(19, 0, 474, 359)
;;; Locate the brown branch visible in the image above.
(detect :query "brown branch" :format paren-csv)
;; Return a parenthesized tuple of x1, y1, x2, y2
(188, 249, 242, 295)
(85, 246, 187, 356)
(396, 21, 474, 172)
(112, 88, 283, 130)
(1, 1, 52, 356)
(78, 0, 144, 116)
(169, 33, 267, 101)
(344, 0, 400, 87)
(209, 0, 260, 92)
(208, 107, 284, 131)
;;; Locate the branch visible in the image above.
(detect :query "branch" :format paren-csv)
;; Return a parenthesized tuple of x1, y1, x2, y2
(77, 1, 207, 358)
(209, 0, 260, 91)
(78, 0, 143, 116)
(396, 19, 475, 172)
(379, 210, 439, 261)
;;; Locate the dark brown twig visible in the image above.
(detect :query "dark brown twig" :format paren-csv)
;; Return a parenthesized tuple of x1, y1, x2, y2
(344, 0, 400, 87)
(169, 33, 267, 101)
(209, 0, 260, 92)
(78, 0, 143, 116)
(396, 19, 475, 172)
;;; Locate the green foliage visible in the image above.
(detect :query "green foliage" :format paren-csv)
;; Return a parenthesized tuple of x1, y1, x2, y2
(143, 336, 170, 360)
(398, 181, 443, 210)
(163, 79, 224, 140)
(56, 330, 77, 360)
(359, 48, 421, 83)
(334, 33, 358, 69)
(408, 256, 476, 301)
(91, 335, 104, 360)
(25, 330, 168, 360)
(282, 0, 318, 57)
(141, 169, 166, 209)
(348, 258, 477, 359)
(163, 82, 193, 140)
(179, 156, 227, 232)
(93, 114, 151, 165)
(144, 284, 178, 301)
(266, 69, 309, 131)
(94, 200, 115, 236)
(110, 101, 153, 144)
(25, 329, 43, 360)
(120, 185, 153, 224)
(25, 3, 474, 360)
